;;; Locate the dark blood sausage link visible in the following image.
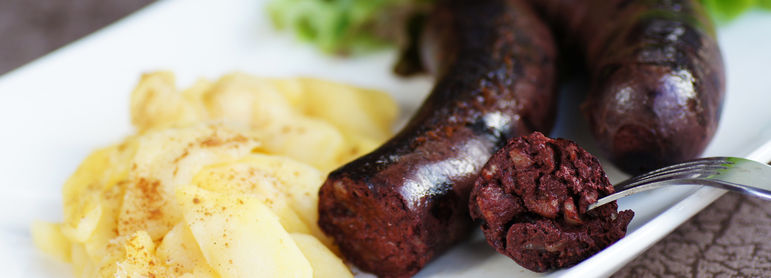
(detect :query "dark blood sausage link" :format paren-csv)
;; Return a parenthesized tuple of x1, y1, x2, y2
(529, 0, 725, 174)
(469, 132, 634, 272)
(317, 0, 558, 277)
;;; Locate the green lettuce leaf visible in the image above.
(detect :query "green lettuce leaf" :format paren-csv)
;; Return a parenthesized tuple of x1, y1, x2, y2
(702, 0, 771, 21)
(267, 0, 431, 54)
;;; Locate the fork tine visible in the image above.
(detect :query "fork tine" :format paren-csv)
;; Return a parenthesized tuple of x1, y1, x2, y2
(613, 158, 732, 191)
(616, 166, 724, 190)
(615, 163, 728, 190)
(641, 157, 728, 178)
(634, 162, 729, 182)
(591, 157, 771, 211)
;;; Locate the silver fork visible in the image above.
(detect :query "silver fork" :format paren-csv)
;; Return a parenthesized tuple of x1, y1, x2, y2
(587, 157, 771, 211)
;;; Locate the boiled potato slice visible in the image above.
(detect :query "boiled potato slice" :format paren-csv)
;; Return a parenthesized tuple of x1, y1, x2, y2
(250, 116, 346, 173)
(81, 184, 125, 266)
(130, 71, 208, 132)
(240, 155, 323, 227)
(268, 78, 304, 107)
(336, 131, 382, 166)
(118, 123, 260, 240)
(291, 233, 352, 278)
(157, 223, 219, 277)
(202, 73, 347, 171)
(131, 72, 396, 173)
(115, 231, 169, 278)
(192, 160, 312, 235)
(61, 201, 102, 243)
(177, 186, 313, 278)
(223, 154, 334, 248)
(70, 243, 96, 278)
(31, 221, 71, 262)
(203, 73, 294, 128)
(61, 137, 137, 247)
(61, 146, 112, 211)
(298, 77, 398, 141)
(62, 139, 136, 225)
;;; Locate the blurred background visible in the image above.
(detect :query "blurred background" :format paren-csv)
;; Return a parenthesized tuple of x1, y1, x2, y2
(0, 0, 153, 74)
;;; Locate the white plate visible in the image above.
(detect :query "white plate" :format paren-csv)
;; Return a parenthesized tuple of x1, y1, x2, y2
(1, 0, 771, 277)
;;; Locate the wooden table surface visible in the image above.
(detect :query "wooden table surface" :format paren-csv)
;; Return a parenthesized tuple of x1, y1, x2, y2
(2, 1, 768, 277)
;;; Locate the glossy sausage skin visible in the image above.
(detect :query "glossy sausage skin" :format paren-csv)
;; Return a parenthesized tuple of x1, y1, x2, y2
(317, 0, 557, 277)
(531, 0, 725, 174)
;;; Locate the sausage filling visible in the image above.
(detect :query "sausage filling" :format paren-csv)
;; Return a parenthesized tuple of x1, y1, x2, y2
(470, 132, 634, 272)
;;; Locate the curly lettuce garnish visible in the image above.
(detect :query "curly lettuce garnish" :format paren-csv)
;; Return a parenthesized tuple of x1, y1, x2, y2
(267, 0, 432, 54)
(703, 0, 771, 21)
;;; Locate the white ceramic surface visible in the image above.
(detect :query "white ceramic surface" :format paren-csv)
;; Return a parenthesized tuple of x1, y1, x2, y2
(1, 1, 771, 277)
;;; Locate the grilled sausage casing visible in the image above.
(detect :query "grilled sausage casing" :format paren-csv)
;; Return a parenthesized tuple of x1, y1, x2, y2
(317, 0, 558, 276)
(530, 0, 725, 173)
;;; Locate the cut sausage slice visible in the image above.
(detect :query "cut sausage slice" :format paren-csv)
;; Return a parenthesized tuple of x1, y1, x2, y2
(469, 132, 634, 272)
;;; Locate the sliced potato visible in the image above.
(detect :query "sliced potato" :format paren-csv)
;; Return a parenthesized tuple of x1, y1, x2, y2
(37, 72, 405, 278)
(115, 231, 168, 278)
(177, 186, 313, 278)
(62, 139, 136, 224)
(82, 184, 124, 265)
(291, 233, 353, 278)
(203, 73, 295, 128)
(192, 159, 312, 235)
(118, 123, 260, 240)
(191, 154, 337, 249)
(298, 77, 398, 141)
(336, 131, 383, 166)
(249, 116, 346, 173)
(130, 71, 206, 132)
(157, 223, 218, 277)
(61, 201, 102, 243)
(70, 243, 96, 278)
(222, 154, 333, 248)
(60, 137, 137, 248)
(202, 74, 347, 171)
(31, 221, 71, 262)
(130, 72, 396, 173)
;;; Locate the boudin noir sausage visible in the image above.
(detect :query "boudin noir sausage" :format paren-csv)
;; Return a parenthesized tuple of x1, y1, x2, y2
(317, 0, 558, 276)
(468, 132, 634, 272)
(529, 0, 725, 174)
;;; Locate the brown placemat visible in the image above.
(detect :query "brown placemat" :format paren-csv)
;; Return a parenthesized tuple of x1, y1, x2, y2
(0, 0, 153, 74)
(613, 192, 771, 277)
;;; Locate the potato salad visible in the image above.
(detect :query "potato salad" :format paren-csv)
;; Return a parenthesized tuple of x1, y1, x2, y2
(31, 72, 398, 278)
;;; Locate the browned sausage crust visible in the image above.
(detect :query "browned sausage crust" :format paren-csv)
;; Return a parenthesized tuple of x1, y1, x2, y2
(317, 0, 558, 277)
(469, 132, 633, 272)
(530, 0, 725, 174)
